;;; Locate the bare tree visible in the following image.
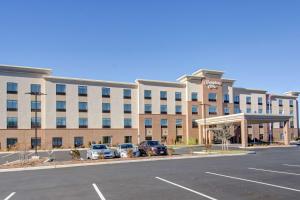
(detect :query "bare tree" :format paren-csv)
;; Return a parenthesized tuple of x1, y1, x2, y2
(212, 123, 234, 151)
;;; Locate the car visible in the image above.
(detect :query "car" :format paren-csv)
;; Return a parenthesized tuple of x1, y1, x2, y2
(115, 143, 140, 158)
(86, 144, 114, 160)
(138, 140, 167, 156)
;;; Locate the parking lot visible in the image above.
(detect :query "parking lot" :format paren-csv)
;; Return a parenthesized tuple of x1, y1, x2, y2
(1, 147, 300, 200)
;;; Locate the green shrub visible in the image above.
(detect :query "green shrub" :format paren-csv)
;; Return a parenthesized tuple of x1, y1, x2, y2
(70, 149, 81, 160)
(188, 137, 198, 145)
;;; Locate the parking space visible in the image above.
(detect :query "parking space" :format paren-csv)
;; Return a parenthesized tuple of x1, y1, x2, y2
(1, 147, 300, 199)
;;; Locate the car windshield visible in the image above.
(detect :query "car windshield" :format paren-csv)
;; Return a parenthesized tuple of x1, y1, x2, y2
(92, 145, 107, 150)
(120, 144, 133, 149)
(148, 141, 159, 146)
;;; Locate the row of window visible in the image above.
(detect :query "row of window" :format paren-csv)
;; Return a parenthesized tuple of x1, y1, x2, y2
(7, 82, 41, 94)
(143, 118, 198, 129)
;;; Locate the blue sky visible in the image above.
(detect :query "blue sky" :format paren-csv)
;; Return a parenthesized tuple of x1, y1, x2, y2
(0, 0, 299, 95)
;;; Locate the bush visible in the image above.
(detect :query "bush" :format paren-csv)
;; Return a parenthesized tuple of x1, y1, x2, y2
(98, 152, 105, 160)
(127, 149, 134, 158)
(188, 138, 198, 145)
(147, 150, 153, 157)
(70, 149, 81, 160)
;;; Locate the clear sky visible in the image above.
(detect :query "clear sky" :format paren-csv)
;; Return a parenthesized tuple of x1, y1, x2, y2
(0, 0, 299, 95)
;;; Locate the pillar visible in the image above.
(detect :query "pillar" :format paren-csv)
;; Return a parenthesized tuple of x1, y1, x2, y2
(284, 121, 290, 145)
(198, 125, 203, 145)
(241, 119, 248, 148)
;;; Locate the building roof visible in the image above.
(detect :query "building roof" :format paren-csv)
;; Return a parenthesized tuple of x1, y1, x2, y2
(135, 79, 186, 88)
(0, 64, 52, 75)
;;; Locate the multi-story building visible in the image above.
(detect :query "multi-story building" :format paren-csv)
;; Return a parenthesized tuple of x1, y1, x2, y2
(0, 65, 298, 150)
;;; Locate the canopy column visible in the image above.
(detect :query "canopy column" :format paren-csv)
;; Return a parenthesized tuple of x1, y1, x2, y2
(241, 119, 248, 148)
(284, 121, 290, 145)
(198, 125, 204, 145)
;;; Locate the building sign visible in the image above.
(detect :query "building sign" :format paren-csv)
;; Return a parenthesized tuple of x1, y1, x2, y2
(204, 80, 222, 89)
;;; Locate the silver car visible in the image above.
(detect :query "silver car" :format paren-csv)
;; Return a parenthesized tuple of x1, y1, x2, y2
(116, 143, 140, 158)
(87, 144, 114, 160)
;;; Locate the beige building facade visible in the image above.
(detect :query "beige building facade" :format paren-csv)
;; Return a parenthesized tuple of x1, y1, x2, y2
(0, 65, 299, 150)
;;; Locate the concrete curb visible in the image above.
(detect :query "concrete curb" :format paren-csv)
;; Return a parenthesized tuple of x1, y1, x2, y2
(0, 153, 249, 173)
(240, 145, 297, 149)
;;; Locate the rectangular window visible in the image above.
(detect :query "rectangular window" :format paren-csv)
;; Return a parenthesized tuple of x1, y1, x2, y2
(279, 110, 283, 115)
(175, 105, 182, 114)
(144, 90, 151, 99)
(31, 137, 41, 149)
(160, 91, 167, 100)
(290, 120, 294, 128)
(79, 118, 88, 128)
(258, 108, 263, 114)
(52, 137, 63, 148)
(102, 87, 110, 98)
(160, 119, 168, 128)
(278, 99, 283, 107)
(102, 118, 111, 128)
(103, 136, 112, 145)
(124, 136, 132, 143)
(102, 103, 111, 113)
(56, 101, 66, 112)
(7, 82, 18, 94)
(7, 100, 18, 111)
(259, 124, 264, 128)
(124, 118, 132, 128)
(79, 102, 88, 112)
(160, 105, 167, 114)
(234, 96, 240, 104)
(123, 89, 131, 99)
(224, 94, 229, 103)
(224, 107, 230, 115)
(192, 105, 198, 115)
(176, 119, 182, 128)
(289, 100, 294, 107)
(31, 84, 41, 93)
(74, 137, 84, 148)
(7, 117, 18, 128)
(31, 117, 41, 128)
(144, 118, 152, 128)
(234, 107, 241, 114)
(56, 117, 66, 128)
(175, 92, 182, 101)
(191, 92, 198, 101)
(192, 119, 198, 128)
(208, 93, 217, 102)
(290, 109, 294, 115)
(280, 122, 284, 128)
(7, 138, 18, 149)
(246, 96, 252, 105)
(266, 106, 272, 114)
(78, 85, 87, 96)
(124, 104, 132, 114)
(31, 101, 41, 112)
(258, 97, 263, 105)
(246, 108, 251, 113)
(56, 84, 66, 95)
(209, 106, 217, 115)
(144, 104, 152, 114)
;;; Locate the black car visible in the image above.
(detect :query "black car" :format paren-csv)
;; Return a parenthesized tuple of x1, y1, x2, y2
(138, 140, 168, 156)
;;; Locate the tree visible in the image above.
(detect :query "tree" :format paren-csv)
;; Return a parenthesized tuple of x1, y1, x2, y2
(212, 123, 234, 151)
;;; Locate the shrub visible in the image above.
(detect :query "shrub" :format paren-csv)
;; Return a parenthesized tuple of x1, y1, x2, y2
(70, 149, 81, 160)
(127, 149, 134, 158)
(188, 137, 198, 145)
(147, 150, 153, 157)
(98, 152, 105, 160)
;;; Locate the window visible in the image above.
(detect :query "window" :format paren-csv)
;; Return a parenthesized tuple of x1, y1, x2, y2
(246, 108, 251, 113)
(7, 117, 17, 128)
(289, 100, 294, 107)
(160, 119, 168, 128)
(280, 133, 284, 140)
(280, 122, 284, 128)
(56, 101, 66, 112)
(290, 109, 294, 115)
(176, 105, 182, 114)
(123, 89, 131, 99)
(176, 119, 182, 128)
(102, 118, 111, 128)
(144, 118, 152, 128)
(209, 106, 217, 115)
(102, 103, 111, 113)
(267, 107, 272, 114)
(192, 105, 198, 115)
(234, 107, 241, 114)
(52, 137, 63, 148)
(79, 102, 88, 112)
(144, 104, 152, 114)
(31, 101, 41, 112)
(259, 124, 264, 128)
(224, 107, 230, 115)
(102, 87, 110, 98)
(124, 104, 131, 114)
(103, 136, 112, 145)
(290, 120, 294, 128)
(31, 138, 41, 149)
(258, 97, 263, 105)
(246, 96, 251, 105)
(79, 118, 88, 128)
(31, 117, 41, 128)
(144, 90, 151, 99)
(278, 99, 283, 107)
(258, 108, 263, 114)
(192, 119, 198, 128)
(208, 93, 217, 102)
(56, 117, 66, 128)
(224, 94, 229, 103)
(7, 100, 18, 111)
(124, 118, 132, 128)
(124, 136, 132, 143)
(160, 105, 167, 114)
(74, 137, 84, 148)
(279, 110, 283, 115)
(7, 82, 18, 94)
(234, 96, 240, 104)
(175, 92, 182, 101)
(31, 84, 41, 93)
(160, 91, 167, 100)
(191, 92, 198, 101)
(78, 86, 87, 96)
(7, 138, 18, 149)
(56, 84, 66, 95)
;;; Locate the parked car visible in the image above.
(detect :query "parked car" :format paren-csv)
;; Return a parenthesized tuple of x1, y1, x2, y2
(87, 144, 114, 160)
(115, 143, 140, 158)
(138, 140, 167, 156)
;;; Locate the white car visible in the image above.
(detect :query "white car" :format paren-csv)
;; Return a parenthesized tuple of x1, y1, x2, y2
(87, 144, 114, 160)
(116, 143, 140, 158)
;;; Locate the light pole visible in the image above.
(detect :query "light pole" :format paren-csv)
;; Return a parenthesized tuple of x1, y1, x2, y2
(268, 95, 272, 144)
(26, 91, 46, 157)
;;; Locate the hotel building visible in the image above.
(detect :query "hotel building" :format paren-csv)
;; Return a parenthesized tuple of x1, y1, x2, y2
(0, 65, 298, 150)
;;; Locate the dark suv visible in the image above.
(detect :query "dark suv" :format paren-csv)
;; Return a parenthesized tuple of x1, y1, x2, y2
(138, 140, 168, 156)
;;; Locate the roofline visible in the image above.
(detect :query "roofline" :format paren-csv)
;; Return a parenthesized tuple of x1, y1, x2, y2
(268, 93, 299, 99)
(0, 64, 52, 75)
(234, 87, 267, 93)
(135, 79, 186, 88)
(192, 69, 224, 76)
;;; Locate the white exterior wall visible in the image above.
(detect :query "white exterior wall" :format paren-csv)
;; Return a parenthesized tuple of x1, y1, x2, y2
(44, 81, 56, 128)
(88, 86, 101, 128)
(186, 81, 202, 101)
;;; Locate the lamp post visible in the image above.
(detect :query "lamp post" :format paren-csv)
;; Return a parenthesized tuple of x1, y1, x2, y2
(26, 91, 46, 157)
(268, 95, 272, 144)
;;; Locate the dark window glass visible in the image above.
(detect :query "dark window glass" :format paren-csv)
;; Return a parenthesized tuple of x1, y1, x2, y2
(78, 86, 87, 96)
(7, 138, 18, 149)
(102, 87, 110, 98)
(79, 102, 88, 112)
(192, 119, 198, 128)
(191, 92, 198, 101)
(176, 119, 182, 128)
(208, 93, 217, 102)
(7, 117, 18, 128)
(79, 118, 88, 128)
(175, 92, 182, 101)
(160, 105, 167, 114)
(123, 89, 131, 99)
(74, 137, 84, 148)
(224, 94, 229, 103)
(124, 136, 132, 143)
(31, 84, 41, 93)
(7, 100, 18, 111)
(160, 91, 167, 100)
(209, 106, 217, 115)
(144, 118, 152, 128)
(31, 117, 41, 128)
(160, 119, 168, 128)
(56, 101, 66, 111)
(56, 84, 66, 95)
(52, 137, 63, 148)
(102, 103, 111, 113)
(124, 104, 131, 113)
(246, 96, 252, 105)
(31, 101, 41, 111)
(124, 118, 132, 128)
(7, 82, 18, 94)
(56, 117, 66, 128)
(176, 105, 182, 114)
(144, 90, 151, 99)
(102, 118, 111, 128)
(144, 104, 152, 114)
(192, 105, 198, 114)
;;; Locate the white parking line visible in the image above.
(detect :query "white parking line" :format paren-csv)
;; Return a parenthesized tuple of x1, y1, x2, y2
(283, 164, 300, 168)
(4, 192, 16, 200)
(206, 172, 300, 192)
(155, 177, 218, 200)
(248, 168, 300, 176)
(92, 183, 106, 200)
